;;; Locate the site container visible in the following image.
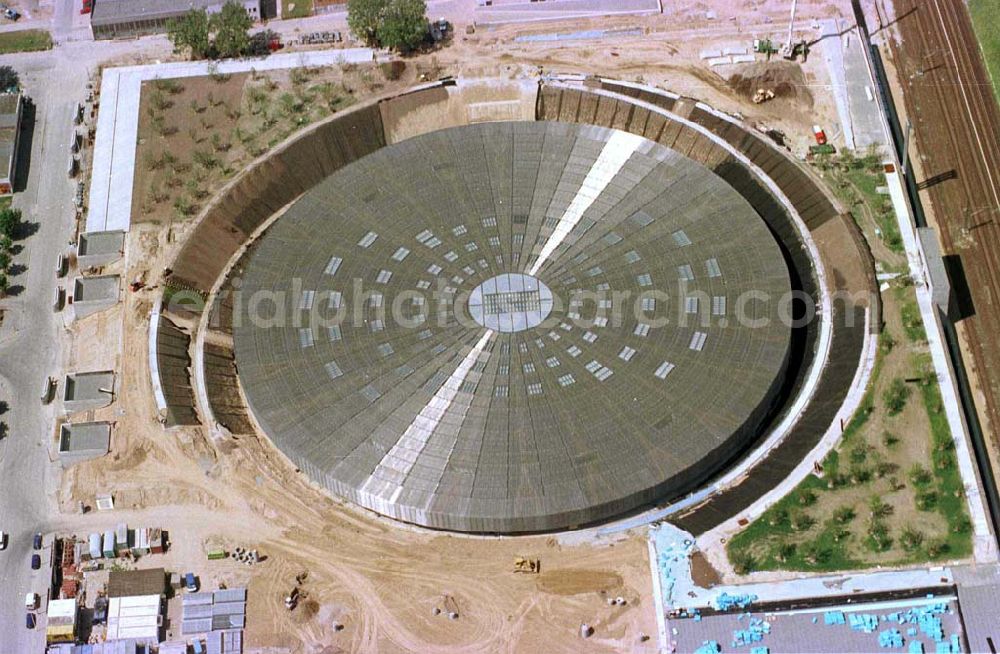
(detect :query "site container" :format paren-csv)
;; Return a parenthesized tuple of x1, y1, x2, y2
(102, 530, 114, 558)
(88, 533, 101, 560)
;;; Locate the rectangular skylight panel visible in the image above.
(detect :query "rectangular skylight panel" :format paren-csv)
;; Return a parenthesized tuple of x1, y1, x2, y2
(478, 259, 489, 269)
(462, 266, 475, 276)
(712, 296, 727, 316)
(546, 356, 560, 368)
(376, 270, 392, 284)
(630, 210, 654, 227)
(563, 275, 577, 285)
(548, 331, 561, 341)
(654, 361, 675, 380)
(593, 316, 608, 327)
(625, 250, 641, 264)
(427, 264, 442, 275)
(452, 224, 468, 236)
(595, 367, 613, 381)
(416, 280, 431, 290)
(299, 290, 315, 310)
(499, 364, 509, 375)
(557, 374, 576, 387)
(634, 323, 650, 337)
(706, 258, 722, 278)
(324, 256, 343, 276)
(527, 383, 543, 396)
(418, 329, 432, 340)
(444, 251, 458, 262)
(689, 331, 707, 351)
(327, 325, 342, 342)
(360, 384, 381, 402)
(298, 328, 314, 348)
(618, 346, 636, 362)
(585, 360, 602, 373)
(495, 385, 508, 398)
(685, 297, 699, 314)
(641, 297, 656, 311)
(328, 290, 342, 308)
(583, 331, 598, 343)
(534, 338, 545, 349)
(369, 292, 383, 307)
(672, 230, 691, 246)
(376, 343, 394, 357)
(567, 345, 582, 357)
(392, 247, 410, 261)
(596, 283, 610, 291)
(465, 242, 478, 252)
(587, 266, 603, 277)
(358, 231, 378, 248)
(603, 232, 623, 245)
(523, 363, 536, 374)
(489, 236, 501, 248)
(325, 360, 343, 379)
(518, 342, 529, 354)
(425, 236, 442, 248)
(512, 234, 524, 247)
(637, 273, 652, 287)
(370, 320, 384, 333)
(678, 264, 695, 281)
(482, 216, 497, 228)
(415, 229, 434, 243)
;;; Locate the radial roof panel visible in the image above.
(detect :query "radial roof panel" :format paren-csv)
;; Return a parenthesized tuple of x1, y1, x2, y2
(233, 121, 792, 533)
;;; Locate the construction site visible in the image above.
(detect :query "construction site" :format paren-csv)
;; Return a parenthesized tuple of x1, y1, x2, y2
(1, 0, 999, 652)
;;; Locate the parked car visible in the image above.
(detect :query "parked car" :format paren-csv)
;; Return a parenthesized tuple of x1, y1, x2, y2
(24, 593, 38, 610)
(183, 572, 198, 593)
(3, 7, 19, 20)
(32, 532, 42, 550)
(0, 531, 7, 550)
(25, 613, 35, 629)
(30, 554, 40, 570)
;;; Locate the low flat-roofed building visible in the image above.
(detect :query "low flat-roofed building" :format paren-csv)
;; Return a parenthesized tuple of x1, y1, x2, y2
(106, 594, 162, 643)
(0, 93, 23, 195)
(46, 598, 78, 644)
(58, 421, 112, 466)
(91, 0, 261, 39)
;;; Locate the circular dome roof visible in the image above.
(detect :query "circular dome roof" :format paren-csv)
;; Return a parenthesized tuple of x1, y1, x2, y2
(233, 121, 792, 532)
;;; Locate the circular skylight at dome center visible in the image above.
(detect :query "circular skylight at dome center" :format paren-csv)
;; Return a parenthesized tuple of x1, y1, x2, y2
(468, 273, 554, 333)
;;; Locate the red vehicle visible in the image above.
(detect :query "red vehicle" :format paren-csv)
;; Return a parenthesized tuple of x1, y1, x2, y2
(80, 0, 92, 14)
(812, 124, 828, 145)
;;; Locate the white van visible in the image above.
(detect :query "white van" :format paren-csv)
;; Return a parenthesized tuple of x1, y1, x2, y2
(24, 593, 38, 610)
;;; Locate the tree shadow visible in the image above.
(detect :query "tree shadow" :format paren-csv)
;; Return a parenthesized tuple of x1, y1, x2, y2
(7, 263, 26, 277)
(4, 284, 24, 297)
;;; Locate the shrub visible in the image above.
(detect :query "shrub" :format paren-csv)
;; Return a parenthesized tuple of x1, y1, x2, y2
(883, 378, 910, 416)
(908, 464, 933, 487)
(900, 526, 924, 552)
(833, 506, 856, 524)
(731, 550, 756, 575)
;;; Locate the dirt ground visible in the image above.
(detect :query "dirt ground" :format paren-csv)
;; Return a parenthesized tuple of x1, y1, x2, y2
(55, 9, 862, 651)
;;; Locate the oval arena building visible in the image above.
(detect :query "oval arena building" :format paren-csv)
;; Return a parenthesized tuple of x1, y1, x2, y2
(158, 78, 876, 534)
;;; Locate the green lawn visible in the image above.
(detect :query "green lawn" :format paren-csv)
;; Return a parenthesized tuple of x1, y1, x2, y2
(970, 0, 1000, 105)
(0, 29, 52, 55)
(282, 0, 313, 19)
(0, 196, 10, 211)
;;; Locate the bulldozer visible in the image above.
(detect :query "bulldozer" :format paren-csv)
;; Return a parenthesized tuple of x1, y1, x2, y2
(752, 88, 775, 104)
(513, 557, 540, 574)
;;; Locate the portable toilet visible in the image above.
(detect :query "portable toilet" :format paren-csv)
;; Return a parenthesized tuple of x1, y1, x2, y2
(102, 530, 115, 558)
(88, 533, 102, 560)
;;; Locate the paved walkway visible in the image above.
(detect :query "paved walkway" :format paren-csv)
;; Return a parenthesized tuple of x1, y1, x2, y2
(85, 47, 379, 234)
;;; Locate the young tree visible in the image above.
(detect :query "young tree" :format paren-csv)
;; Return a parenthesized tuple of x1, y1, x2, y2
(0, 65, 19, 92)
(0, 207, 21, 239)
(212, 1, 252, 59)
(167, 9, 211, 59)
(0, 272, 8, 297)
